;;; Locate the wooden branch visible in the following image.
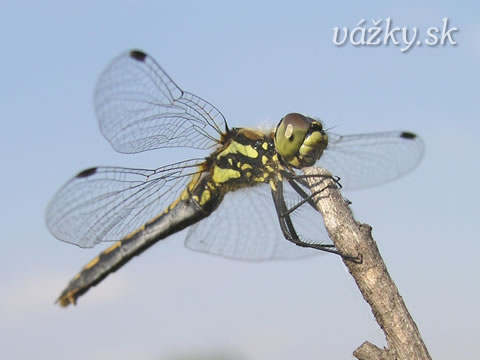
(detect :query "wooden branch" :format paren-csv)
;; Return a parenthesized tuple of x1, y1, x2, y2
(303, 167, 431, 360)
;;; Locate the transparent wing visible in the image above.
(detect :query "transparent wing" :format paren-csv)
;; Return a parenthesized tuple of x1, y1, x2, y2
(185, 181, 329, 261)
(317, 131, 424, 190)
(94, 50, 227, 154)
(46, 159, 205, 248)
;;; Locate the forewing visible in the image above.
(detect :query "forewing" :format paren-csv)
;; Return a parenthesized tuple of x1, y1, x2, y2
(46, 160, 205, 248)
(317, 131, 424, 190)
(94, 50, 227, 153)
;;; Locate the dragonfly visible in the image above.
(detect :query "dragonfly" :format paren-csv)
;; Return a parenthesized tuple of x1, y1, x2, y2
(46, 49, 424, 307)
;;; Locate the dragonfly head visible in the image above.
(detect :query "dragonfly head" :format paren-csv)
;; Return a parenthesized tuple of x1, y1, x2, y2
(274, 113, 328, 168)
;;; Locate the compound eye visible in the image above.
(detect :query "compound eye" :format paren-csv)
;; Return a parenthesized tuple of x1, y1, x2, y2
(274, 113, 311, 160)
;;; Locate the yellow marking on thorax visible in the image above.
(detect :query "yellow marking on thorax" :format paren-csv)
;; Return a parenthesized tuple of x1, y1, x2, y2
(212, 166, 241, 183)
(240, 144, 259, 158)
(217, 141, 259, 160)
(261, 155, 268, 165)
(262, 142, 268, 150)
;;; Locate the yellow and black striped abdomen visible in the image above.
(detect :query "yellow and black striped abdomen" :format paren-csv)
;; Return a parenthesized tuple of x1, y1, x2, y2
(56, 127, 283, 307)
(56, 193, 211, 306)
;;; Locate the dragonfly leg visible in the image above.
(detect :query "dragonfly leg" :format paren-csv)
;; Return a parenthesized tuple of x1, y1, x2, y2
(271, 177, 360, 263)
(278, 171, 340, 217)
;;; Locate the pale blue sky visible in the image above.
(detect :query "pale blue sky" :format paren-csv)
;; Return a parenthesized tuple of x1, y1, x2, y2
(1, 1, 479, 359)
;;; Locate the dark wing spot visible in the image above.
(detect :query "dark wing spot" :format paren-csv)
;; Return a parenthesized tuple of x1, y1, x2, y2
(130, 50, 147, 62)
(76, 167, 97, 178)
(400, 132, 417, 140)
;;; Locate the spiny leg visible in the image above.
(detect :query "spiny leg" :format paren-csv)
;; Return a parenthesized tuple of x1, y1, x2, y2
(271, 179, 337, 253)
(271, 176, 360, 262)
(279, 171, 341, 217)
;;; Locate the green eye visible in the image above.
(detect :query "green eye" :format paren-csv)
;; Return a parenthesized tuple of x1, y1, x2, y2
(274, 113, 328, 168)
(275, 113, 310, 160)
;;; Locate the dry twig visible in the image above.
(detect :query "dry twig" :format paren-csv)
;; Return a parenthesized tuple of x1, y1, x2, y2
(304, 167, 431, 360)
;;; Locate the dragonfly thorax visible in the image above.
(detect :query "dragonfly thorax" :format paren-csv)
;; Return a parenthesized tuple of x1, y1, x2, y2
(199, 127, 282, 192)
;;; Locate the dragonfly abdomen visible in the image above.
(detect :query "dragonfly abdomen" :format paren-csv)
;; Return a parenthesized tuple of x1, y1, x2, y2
(56, 197, 210, 306)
